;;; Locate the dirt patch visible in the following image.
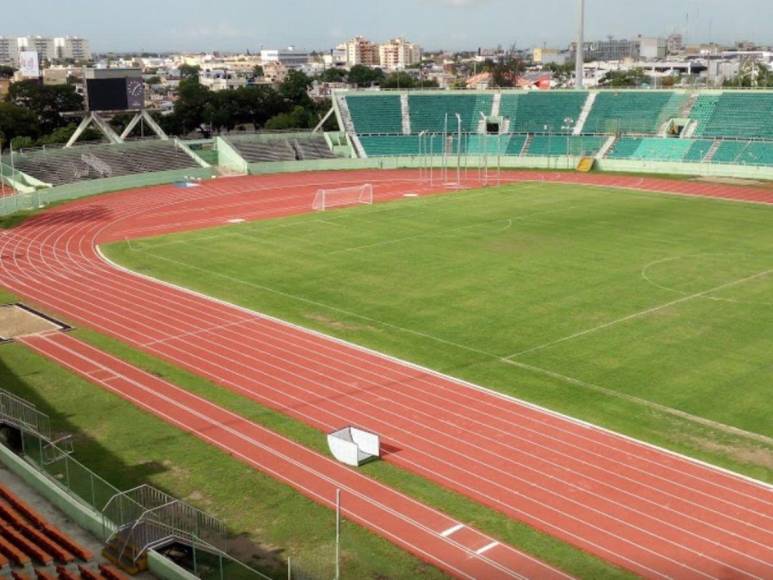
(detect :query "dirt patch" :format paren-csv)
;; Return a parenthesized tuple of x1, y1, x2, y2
(305, 312, 371, 332)
(691, 176, 767, 187)
(0, 304, 70, 341)
(678, 434, 773, 471)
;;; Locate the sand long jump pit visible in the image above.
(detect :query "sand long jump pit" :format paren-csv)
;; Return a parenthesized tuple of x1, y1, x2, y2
(0, 304, 71, 342)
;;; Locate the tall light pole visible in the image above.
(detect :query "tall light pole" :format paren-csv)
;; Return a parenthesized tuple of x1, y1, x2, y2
(575, 0, 585, 89)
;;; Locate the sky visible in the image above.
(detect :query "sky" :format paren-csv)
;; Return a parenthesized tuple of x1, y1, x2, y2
(3, 0, 772, 53)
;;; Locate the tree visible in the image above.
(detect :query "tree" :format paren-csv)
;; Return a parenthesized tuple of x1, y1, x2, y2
(347, 65, 384, 87)
(598, 68, 649, 88)
(318, 68, 347, 83)
(179, 64, 201, 81)
(172, 76, 213, 134)
(486, 57, 526, 87)
(0, 102, 39, 149)
(265, 105, 313, 130)
(279, 70, 313, 105)
(0, 65, 15, 79)
(252, 65, 264, 78)
(7, 80, 83, 134)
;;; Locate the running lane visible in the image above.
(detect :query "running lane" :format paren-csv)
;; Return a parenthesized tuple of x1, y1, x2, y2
(1, 170, 772, 579)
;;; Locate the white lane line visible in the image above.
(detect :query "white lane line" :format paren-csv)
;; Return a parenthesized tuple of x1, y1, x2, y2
(440, 523, 465, 537)
(504, 267, 773, 360)
(477, 541, 499, 555)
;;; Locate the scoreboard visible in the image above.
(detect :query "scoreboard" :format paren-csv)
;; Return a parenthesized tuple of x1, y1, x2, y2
(84, 69, 144, 112)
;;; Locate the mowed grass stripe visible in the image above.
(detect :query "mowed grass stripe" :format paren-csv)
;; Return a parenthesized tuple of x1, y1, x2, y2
(105, 182, 773, 480)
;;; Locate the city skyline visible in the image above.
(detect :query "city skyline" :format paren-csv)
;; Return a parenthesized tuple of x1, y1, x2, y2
(2, 0, 772, 53)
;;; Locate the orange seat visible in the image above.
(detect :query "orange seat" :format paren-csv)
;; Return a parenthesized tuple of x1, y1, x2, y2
(35, 570, 56, 580)
(98, 564, 128, 580)
(43, 526, 92, 562)
(0, 487, 46, 528)
(77, 565, 101, 580)
(18, 524, 74, 564)
(0, 522, 53, 565)
(55, 565, 78, 580)
(0, 533, 32, 566)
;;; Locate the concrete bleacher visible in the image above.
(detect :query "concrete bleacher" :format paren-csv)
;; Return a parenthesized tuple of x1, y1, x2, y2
(0, 484, 122, 580)
(292, 135, 336, 160)
(12, 141, 198, 187)
(408, 94, 493, 133)
(227, 134, 335, 163)
(583, 91, 686, 134)
(500, 92, 588, 133)
(345, 94, 403, 134)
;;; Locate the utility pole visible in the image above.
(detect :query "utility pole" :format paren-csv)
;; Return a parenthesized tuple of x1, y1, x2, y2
(575, 0, 586, 89)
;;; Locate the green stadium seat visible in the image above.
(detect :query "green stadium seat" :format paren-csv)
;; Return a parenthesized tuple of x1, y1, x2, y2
(500, 92, 588, 133)
(408, 94, 493, 133)
(584, 91, 686, 134)
(345, 95, 403, 134)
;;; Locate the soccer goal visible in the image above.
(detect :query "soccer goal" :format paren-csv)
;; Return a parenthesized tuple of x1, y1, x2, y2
(312, 183, 373, 211)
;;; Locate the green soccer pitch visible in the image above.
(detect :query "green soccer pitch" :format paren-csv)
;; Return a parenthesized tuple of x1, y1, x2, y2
(105, 181, 773, 481)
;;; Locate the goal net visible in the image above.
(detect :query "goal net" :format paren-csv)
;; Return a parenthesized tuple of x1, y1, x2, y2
(312, 183, 373, 211)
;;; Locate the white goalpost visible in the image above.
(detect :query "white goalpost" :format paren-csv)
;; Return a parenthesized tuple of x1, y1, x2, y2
(312, 183, 373, 211)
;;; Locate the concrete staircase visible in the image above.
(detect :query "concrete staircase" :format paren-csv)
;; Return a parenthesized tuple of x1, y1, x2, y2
(596, 135, 617, 159)
(703, 140, 722, 162)
(573, 92, 597, 135)
(400, 94, 411, 135)
(520, 135, 533, 157)
(491, 92, 502, 118)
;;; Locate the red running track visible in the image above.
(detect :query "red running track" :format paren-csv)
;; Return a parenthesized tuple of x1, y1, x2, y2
(1, 170, 772, 579)
(21, 331, 555, 579)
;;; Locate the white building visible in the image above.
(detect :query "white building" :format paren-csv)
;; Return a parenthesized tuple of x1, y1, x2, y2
(0, 36, 90, 66)
(260, 47, 310, 69)
(378, 38, 422, 70)
(640, 37, 667, 60)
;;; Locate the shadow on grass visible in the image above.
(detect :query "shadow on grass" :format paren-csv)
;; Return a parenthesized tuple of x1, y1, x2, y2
(0, 354, 286, 577)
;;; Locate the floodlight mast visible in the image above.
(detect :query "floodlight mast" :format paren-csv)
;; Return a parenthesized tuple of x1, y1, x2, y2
(575, 0, 585, 89)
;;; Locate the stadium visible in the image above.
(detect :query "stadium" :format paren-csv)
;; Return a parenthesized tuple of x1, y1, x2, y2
(1, 81, 773, 579)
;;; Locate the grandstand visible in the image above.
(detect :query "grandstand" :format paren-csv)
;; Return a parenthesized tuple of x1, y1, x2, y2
(334, 89, 773, 171)
(10, 141, 201, 187)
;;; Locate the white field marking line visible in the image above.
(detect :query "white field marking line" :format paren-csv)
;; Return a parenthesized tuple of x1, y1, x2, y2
(97, 242, 773, 497)
(127, 249, 500, 360)
(503, 267, 773, 361)
(34, 335, 538, 580)
(477, 542, 499, 555)
(34, 335, 667, 580)
(641, 253, 773, 307)
(503, 359, 773, 447)
(327, 217, 515, 255)
(19, 240, 773, 552)
(13, 172, 772, 512)
(440, 523, 465, 537)
(142, 317, 257, 347)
